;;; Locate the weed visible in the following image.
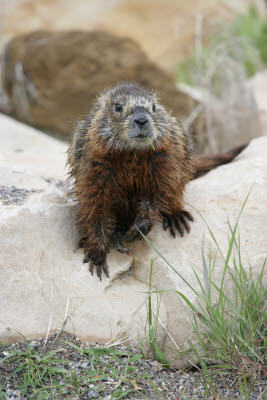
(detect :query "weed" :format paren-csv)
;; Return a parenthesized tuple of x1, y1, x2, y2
(141, 189, 266, 394)
(0, 331, 72, 399)
(65, 341, 145, 398)
(175, 6, 267, 86)
(147, 260, 169, 368)
(0, 333, 147, 399)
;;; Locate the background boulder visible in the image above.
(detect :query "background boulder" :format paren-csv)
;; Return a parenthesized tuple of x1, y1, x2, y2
(1, 30, 197, 139)
(1, 0, 266, 71)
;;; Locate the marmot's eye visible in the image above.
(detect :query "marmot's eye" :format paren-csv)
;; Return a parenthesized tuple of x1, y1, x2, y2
(115, 103, 123, 112)
(152, 103, 156, 112)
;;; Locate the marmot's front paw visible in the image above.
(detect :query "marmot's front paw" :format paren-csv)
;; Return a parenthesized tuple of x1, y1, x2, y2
(162, 210, 194, 237)
(83, 253, 109, 281)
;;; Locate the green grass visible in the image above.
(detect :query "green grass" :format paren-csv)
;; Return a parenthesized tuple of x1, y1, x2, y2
(0, 332, 71, 399)
(0, 333, 147, 399)
(231, 6, 267, 68)
(140, 189, 266, 396)
(175, 6, 267, 86)
(146, 260, 169, 368)
(65, 341, 145, 399)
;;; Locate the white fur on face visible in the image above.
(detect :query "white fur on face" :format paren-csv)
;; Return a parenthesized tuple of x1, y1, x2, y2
(94, 86, 171, 151)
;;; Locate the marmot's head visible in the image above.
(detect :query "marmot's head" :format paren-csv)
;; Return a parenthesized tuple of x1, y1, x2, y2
(91, 83, 172, 151)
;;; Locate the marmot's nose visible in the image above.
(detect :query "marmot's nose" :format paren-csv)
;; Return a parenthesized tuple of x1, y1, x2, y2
(134, 116, 148, 127)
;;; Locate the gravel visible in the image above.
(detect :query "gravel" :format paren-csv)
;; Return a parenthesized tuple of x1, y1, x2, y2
(0, 332, 266, 399)
(0, 179, 71, 206)
(0, 185, 36, 205)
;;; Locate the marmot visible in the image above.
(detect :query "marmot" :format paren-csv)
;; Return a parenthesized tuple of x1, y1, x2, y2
(68, 82, 247, 280)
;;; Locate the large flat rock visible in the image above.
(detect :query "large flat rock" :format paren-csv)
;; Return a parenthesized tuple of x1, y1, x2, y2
(0, 166, 168, 349)
(0, 114, 68, 180)
(129, 137, 267, 364)
(0, 115, 266, 367)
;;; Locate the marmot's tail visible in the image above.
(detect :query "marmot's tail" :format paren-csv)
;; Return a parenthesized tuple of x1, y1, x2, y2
(192, 143, 248, 179)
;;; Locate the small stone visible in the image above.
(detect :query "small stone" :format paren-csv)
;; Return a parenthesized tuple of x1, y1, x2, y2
(87, 390, 99, 399)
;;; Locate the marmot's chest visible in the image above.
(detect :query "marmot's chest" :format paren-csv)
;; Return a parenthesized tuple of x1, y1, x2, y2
(119, 159, 162, 196)
(117, 150, 169, 188)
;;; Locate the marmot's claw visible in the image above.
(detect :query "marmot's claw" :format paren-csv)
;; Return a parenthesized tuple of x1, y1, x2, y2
(163, 219, 168, 231)
(89, 261, 109, 280)
(182, 210, 194, 222)
(78, 236, 87, 249)
(102, 263, 109, 278)
(162, 210, 194, 237)
(112, 237, 133, 256)
(83, 254, 90, 264)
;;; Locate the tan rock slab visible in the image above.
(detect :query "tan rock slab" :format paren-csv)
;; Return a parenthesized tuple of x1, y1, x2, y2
(0, 114, 266, 367)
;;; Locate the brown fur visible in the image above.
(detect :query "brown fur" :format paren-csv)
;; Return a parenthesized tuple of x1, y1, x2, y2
(192, 143, 248, 179)
(68, 83, 247, 280)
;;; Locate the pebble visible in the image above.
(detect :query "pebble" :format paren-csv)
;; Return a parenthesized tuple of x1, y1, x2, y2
(0, 185, 33, 205)
(0, 332, 265, 400)
(87, 390, 99, 399)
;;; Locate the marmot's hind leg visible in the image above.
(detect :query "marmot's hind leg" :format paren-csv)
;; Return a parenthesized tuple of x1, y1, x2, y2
(124, 217, 154, 242)
(113, 237, 133, 256)
(111, 226, 133, 255)
(124, 201, 158, 242)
